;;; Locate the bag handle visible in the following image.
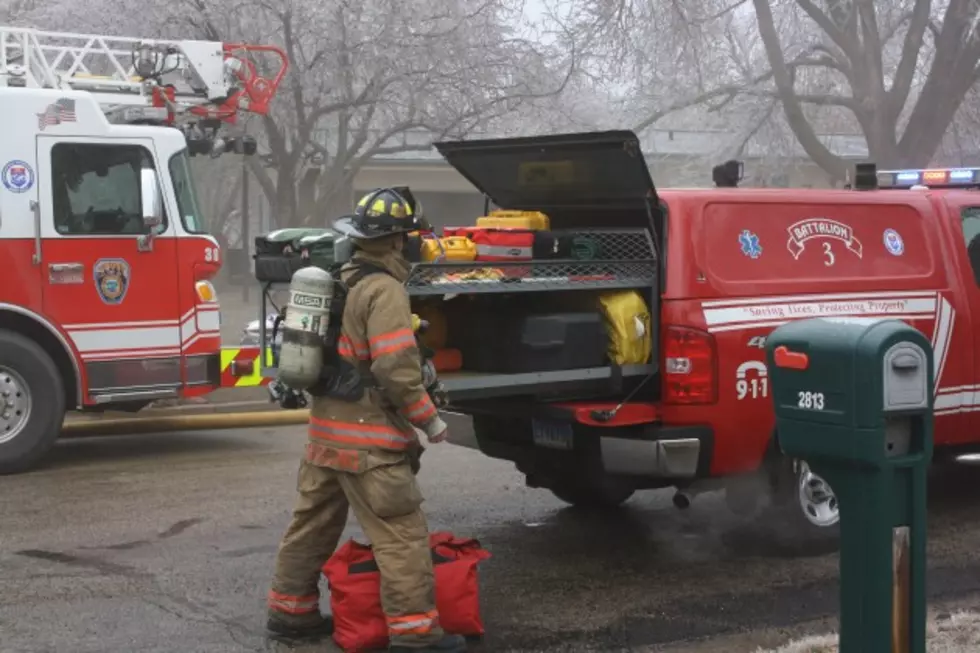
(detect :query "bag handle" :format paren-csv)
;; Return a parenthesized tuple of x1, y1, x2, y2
(429, 532, 491, 560)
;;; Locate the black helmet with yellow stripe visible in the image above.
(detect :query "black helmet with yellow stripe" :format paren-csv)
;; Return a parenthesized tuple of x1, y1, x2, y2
(333, 187, 429, 240)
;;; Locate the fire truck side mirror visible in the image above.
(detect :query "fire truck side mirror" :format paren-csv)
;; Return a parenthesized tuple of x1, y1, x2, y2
(140, 168, 163, 232)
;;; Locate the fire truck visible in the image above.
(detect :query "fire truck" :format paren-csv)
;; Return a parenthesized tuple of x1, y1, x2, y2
(0, 26, 288, 473)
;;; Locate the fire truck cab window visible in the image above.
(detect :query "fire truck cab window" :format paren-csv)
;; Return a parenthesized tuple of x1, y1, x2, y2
(51, 143, 165, 236)
(961, 207, 980, 287)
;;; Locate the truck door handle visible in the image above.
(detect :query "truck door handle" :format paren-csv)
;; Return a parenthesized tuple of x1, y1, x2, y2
(773, 346, 809, 370)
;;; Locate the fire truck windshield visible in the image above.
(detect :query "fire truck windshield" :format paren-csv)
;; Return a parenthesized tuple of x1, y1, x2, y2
(169, 150, 208, 234)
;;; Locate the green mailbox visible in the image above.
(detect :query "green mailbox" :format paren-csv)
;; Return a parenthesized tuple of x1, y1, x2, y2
(766, 317, 933, 653)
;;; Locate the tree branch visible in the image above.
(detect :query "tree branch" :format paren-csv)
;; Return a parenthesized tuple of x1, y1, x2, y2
(898, 0, 980, 161)
(753, 0, 846, 178)
(888, 1, 931, 119)
(737, 89, 859, 110)
(795, 0, 859, 60)
(632, 52, 847, 133)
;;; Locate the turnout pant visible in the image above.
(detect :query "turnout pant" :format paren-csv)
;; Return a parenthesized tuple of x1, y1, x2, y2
(268, 452, 443, 647)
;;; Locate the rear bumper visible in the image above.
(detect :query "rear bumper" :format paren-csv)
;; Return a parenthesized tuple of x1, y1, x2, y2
(464, 407, 714, 481)
(599, 425, 712, 479)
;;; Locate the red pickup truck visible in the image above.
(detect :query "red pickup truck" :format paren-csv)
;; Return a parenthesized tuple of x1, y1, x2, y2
(419, 130, 980, 543)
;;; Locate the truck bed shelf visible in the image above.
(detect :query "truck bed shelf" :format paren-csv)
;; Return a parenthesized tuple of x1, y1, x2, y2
(260, 364, 655, 402)
(437, 365, 655, 401)
(406, 227, 657, 296)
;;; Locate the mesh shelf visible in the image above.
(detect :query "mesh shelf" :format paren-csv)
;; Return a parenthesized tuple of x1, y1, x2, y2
(406, 228, 657, 296)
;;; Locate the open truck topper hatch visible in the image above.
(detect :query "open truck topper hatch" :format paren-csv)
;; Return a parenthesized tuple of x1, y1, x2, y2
(433, 130, 659, 211)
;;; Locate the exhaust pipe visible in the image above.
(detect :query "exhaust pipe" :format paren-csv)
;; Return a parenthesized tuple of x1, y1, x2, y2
(672, 490, 694, 509)
(672, 481, 723, 510)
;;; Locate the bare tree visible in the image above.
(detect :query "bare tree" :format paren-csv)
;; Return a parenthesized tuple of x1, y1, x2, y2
(565, 0, 980, 180)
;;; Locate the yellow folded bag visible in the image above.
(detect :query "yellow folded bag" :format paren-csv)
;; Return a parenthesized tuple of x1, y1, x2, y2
(597, 291, 652, 365)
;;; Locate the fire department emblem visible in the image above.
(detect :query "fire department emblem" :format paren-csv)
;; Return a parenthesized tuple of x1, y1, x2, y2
(93, 258, 131, 305)
(1, 160, 35, 194)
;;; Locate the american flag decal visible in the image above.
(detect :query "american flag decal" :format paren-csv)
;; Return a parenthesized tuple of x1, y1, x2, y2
(37, 98, 77, 131)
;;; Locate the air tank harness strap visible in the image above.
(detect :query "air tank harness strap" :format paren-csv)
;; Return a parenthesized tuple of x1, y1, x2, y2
(271, 309, 285, 366)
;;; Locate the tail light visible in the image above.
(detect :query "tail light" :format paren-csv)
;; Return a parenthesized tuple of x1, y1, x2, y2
(663, 326, 717, 405)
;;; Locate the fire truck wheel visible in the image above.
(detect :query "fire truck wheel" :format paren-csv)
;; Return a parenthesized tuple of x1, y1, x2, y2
(0, 330, 65, 475)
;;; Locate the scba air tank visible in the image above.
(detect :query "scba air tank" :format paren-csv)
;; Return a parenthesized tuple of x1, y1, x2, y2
(277, 266, 334, 390)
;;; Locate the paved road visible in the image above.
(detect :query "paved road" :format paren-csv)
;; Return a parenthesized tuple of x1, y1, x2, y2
(5, 417, 980, 653)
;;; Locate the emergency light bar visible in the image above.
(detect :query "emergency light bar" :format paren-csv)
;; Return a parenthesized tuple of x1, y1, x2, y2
(877, 167, 980, 188)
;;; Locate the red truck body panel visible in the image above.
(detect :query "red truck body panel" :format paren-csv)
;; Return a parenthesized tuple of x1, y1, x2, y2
(651, 187, 980, 476)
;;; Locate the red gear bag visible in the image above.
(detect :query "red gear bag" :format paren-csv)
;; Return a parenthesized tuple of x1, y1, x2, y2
(444, 227, 534, 262)
(322, 531, 491, 653)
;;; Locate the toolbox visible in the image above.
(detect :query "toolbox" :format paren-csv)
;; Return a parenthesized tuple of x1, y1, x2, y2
(456, 309, 608, 373)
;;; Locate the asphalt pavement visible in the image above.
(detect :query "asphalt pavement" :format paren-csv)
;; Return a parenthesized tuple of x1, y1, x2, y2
(5, 416, 980, 652)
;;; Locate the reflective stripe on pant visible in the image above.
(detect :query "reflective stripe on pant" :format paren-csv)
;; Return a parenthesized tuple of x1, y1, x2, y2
(270, 457, 443, 646)
(387, 608, 440, 637)
(268, 591, 319, 615)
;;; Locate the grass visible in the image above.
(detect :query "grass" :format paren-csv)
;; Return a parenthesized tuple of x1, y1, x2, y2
(757, 611, 980, 652)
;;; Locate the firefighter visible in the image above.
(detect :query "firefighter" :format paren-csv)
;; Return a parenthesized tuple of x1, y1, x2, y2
(266, 187, 466, 653)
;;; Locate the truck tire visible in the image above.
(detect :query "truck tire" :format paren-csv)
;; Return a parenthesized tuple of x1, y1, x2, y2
(548, 478, 635, 509)
(0, 330, 65, 475)
(762, 457, 840, 554)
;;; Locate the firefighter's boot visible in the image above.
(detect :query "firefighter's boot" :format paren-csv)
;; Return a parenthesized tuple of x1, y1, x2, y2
(266, 611, 334, 642)
(389, 634, 467, 653)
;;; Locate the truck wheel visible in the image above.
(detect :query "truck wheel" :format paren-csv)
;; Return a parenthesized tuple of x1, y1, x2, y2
(547, 478, 635, 509)
(763, 457, 840, 553)
(0, 330, 65, 475)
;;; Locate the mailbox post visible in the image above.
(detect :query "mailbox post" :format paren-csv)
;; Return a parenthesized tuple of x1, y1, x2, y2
(765, 317, 933, 653)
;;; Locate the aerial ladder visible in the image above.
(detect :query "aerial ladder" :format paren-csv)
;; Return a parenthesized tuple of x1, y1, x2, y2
(0, 25, 289, 155)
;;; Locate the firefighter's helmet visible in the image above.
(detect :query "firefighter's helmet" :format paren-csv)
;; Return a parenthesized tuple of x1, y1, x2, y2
(333, 187, 429, 239)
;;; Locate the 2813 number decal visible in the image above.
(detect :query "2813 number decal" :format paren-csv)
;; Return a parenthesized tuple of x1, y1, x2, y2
(797, 391, 825, 410)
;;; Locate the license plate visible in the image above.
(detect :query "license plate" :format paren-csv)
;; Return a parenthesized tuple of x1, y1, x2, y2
(531, 419, 574, 450)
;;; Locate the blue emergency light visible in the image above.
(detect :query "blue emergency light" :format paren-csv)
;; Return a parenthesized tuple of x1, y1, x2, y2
(877, 167, 980, 188)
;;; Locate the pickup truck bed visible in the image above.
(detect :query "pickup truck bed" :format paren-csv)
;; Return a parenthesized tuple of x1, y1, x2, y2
(255, 227, 658, 402)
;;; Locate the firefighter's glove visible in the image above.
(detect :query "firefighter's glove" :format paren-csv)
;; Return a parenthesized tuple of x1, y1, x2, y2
(421, 415, 449, 444)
